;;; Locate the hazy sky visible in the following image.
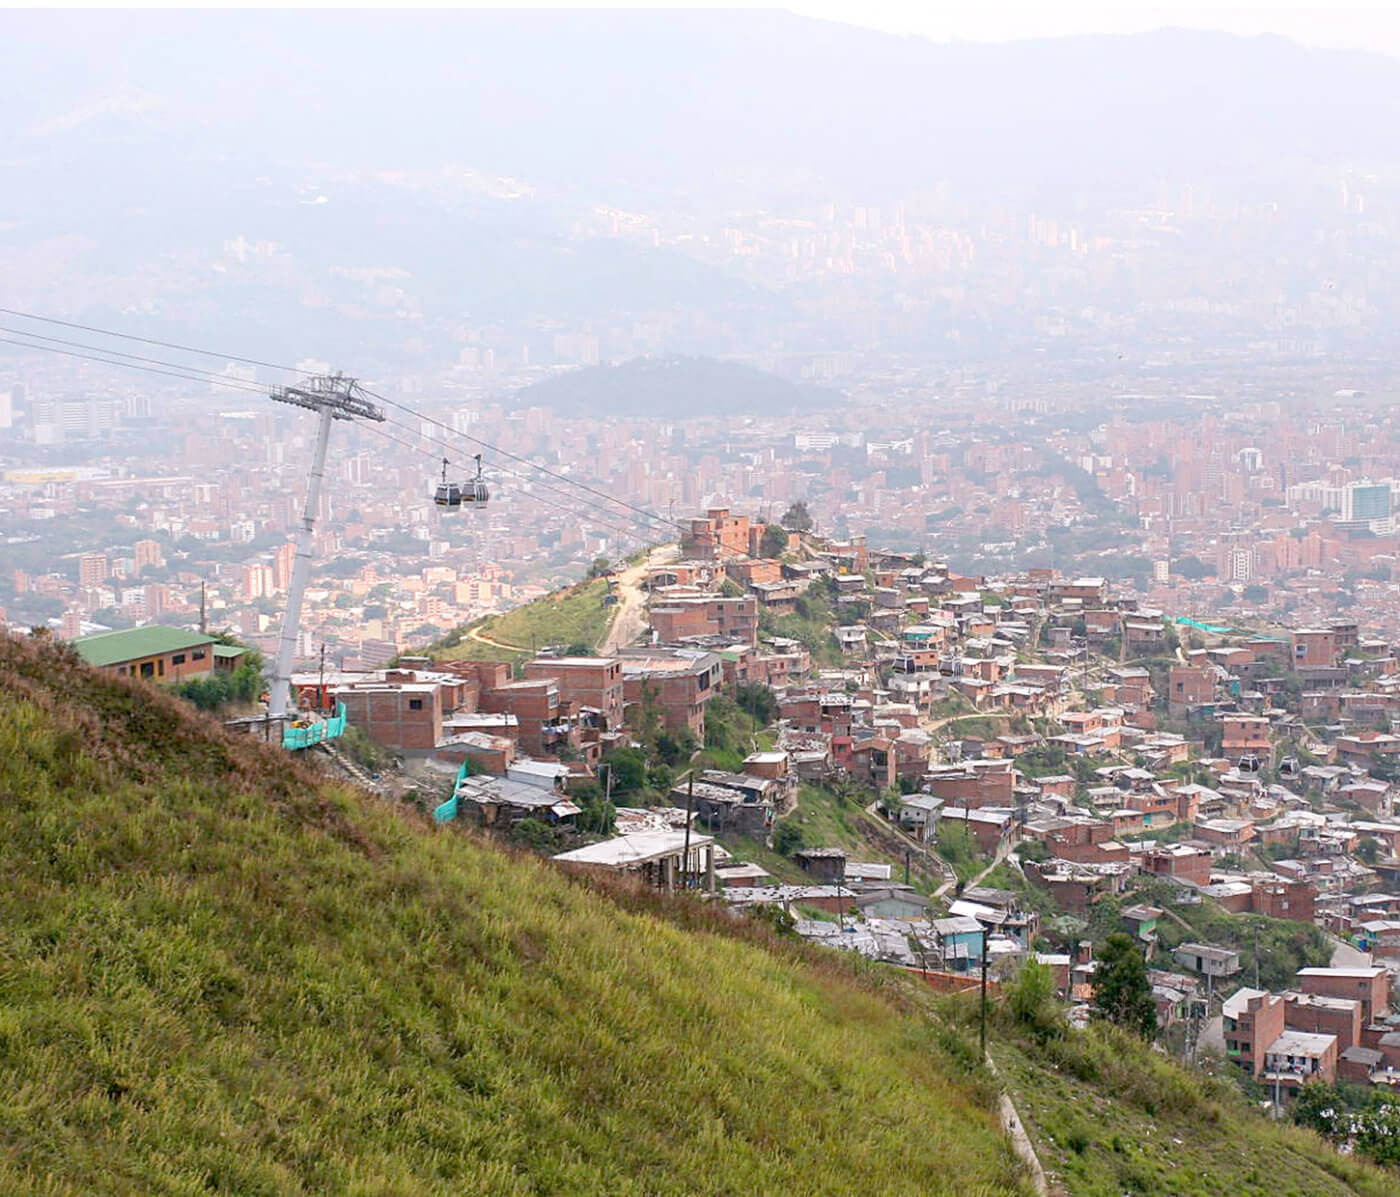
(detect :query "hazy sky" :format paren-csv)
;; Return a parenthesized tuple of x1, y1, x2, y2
(786, 3, 1400, 57)
(401, 3, 1400, 60)
(20, 3, 1400, 58)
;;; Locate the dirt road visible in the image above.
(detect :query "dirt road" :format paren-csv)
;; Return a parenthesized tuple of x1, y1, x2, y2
(463, 624, 525, 653)
(600, 544, 680, 654)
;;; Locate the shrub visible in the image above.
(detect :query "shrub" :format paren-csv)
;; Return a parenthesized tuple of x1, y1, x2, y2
(1007, 957, 1061, 1043)
(773, 821, 806, 856)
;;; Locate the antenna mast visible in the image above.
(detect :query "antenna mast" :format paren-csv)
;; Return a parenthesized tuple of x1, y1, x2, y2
(267, 373, 384, 718)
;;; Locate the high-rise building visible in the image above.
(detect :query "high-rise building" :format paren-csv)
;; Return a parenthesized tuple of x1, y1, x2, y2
(1227, 548, 1255, 584)
(1345, 482, 1391, 523)
(78, 553, 108, 588)
(133, 539, 164, 570)
(273, 542, 296, 592)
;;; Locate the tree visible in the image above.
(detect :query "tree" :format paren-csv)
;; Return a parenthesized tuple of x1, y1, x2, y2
(1241, 584, 1268, 603)
(1090, 933, 1157, 1038)
(1358, 837, 1383, 865)
(735, 682, 778, 726)
(780, 501, 814, 533)
(586, 557, 612, 579)
(759, 523, 788, 558)
(601, 748, 646, 794)
(1293, 1079, 1346, 1140)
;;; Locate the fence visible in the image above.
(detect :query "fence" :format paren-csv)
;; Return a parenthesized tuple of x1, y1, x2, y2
(282, 702, 348, 750)
(433, 760, 471, 824)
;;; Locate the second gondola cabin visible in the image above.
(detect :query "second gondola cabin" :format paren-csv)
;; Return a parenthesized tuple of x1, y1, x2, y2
(435, 455, 488, 509)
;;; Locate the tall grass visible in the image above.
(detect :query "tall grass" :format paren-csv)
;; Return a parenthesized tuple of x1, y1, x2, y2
(0, 634, 1029, 1195)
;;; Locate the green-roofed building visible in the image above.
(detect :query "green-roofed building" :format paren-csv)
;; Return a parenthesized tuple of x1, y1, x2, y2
(72, 626, 218, 683)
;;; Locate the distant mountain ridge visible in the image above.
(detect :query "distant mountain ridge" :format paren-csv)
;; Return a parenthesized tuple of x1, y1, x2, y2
(506, 355, 841, 418)
(2, 15, 1400, 201)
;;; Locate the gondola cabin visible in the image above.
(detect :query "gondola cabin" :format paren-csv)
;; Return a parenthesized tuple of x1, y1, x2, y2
(435, 455, 488, 508)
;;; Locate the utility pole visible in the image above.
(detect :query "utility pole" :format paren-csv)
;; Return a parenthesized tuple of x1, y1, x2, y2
(268, 374, 384, 718)
(318, 642, 327, 713)
(1254, 921, 1260, 989)
(199, 580, 206, 635)
(980, 928, 990, 1059)
(681, 771, 695, 890)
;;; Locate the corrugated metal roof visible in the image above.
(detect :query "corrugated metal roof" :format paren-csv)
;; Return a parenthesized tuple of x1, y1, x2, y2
(72, 626, 215, 668)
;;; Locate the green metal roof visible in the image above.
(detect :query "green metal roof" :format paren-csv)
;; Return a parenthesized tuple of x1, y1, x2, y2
(72, 626, 216, 668)
(212, 644, 248, 659)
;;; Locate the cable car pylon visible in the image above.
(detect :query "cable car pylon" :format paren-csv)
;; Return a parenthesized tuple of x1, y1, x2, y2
(267, 373, 385, 719)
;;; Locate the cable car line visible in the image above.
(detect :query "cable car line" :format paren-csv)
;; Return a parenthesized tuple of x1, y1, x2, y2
(361, 385, 685, 539)
(354, 418, 656, 548)
(374, 411, 670, 541)
(0, 308, 679, 538)
(0, 328, 664, 548)
(0, 324, 290, 389)
(0, 334, 274, 396)
(0, 314, 792, 565)
(0, 305, 305, 374)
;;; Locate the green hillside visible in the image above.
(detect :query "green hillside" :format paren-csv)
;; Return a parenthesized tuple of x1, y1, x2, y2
(0, 633, 1027, 1195)
(435, 576, 613, 664)
(989, 1018, 1400, 1197)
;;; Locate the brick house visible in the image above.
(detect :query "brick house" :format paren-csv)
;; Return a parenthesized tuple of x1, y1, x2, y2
(1168, 664, 1216, 714)
(1264, 1031, 1339, 1091)
(1284, 991, 1362, 1054)
(73, 625, 218, 683)
(1292, 628, 1338, 669)
(1253, 879, 1316, 923)
(679, 508, 753, 560)
(1221, 713, 1272, 762)
(620, 651, 724, 737)
(524, 656, 625, 729)
(1223, 988, 1285, 1078)
(925, 762, 1016, 808)
(334, 679, 444, 752)
(1142, 844, 1212, 887)
(649, 595, 759, 645)
(476, 679, 562, 755)
(1296, 967, 1391, 1025)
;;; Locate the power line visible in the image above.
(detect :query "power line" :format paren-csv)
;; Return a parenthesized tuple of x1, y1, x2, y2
(0, 335, 272, 396)
(0, 309, 684, 542)
(362, 385, 685, 539)
(0, 305, 303, 373)
(366, 388, 788, 566)
(0, 323, 283, 389)
(360, 417, 657, 550)
(1, 309, 788, 565)
(376, 412, 670, 545)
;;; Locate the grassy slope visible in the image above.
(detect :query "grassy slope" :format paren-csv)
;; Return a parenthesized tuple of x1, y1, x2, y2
(1128, 877, 1332, 990)
(0, 634, 1027, 1196)
(990, 1020, 1399, 1197)
(437, 577, 613, 662)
